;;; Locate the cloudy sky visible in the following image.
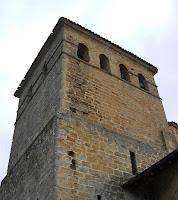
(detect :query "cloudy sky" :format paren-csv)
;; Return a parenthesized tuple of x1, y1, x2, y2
(0, 0, 177, 182)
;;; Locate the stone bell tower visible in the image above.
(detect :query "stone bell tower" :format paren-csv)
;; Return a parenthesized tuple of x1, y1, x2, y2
(1, 17, 177, 200)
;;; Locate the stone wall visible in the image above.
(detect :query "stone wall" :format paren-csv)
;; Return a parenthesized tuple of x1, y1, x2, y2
(8, 27, 64, 170)
(61, 24, 168, 147)
(63, 24, 159, 97)
(53, 23, 170, 199)
(55, 113, 166, 200)
(0, 118, 56, 200)
(1, 18, 175, 200)
(168, 122, 178, 143)
(161, 123, 178, 153)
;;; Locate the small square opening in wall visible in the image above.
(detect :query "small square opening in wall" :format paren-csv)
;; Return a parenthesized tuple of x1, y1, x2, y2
(97, 195, 101, 200)
(70, 107, 76, 113)
(68, 151, 75, 157)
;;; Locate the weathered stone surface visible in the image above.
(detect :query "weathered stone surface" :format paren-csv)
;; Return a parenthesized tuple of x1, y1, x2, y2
(0, 18, 177, 200)
(0, 118, 56, 200)
(8, 28, 64, 170)
(55, 113, 166, 199)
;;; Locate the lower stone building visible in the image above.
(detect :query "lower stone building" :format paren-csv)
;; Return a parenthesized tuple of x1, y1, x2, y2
(124, 147, 178, 200)
(0, 17, 178, 200)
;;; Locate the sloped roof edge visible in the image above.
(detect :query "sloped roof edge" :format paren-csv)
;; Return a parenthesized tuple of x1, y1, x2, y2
(14, 17, 158, 98)
(63, 17, 157, 74)
(123, 148, 178, 189)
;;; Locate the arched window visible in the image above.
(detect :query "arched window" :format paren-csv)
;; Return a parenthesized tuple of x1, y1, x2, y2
(120, 64, 130, 81)
(99, 54, 110, 72)
(138, 74, 148, 90)
(77, 43, 89, 62)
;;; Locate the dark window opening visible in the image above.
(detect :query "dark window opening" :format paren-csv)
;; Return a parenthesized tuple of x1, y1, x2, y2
(138, 73, 148, 90)
(99, 54, 110, 73)
(77, 43, 89, 62)
(42, 62, 48, 75)
(97, 195, 101, 200)
(70, 159, 76, 170)
(70, 107, 76, 113)
(120, 64, 130, 81)
(68, 151, 75, 157)
(71, 159, 76, 165)
(130, 151, 138, 175)
(27, 86, 33, 97)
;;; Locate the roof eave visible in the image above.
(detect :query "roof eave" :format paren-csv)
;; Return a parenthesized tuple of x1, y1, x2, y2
(123, 148, 178, 189)
(63, 18, 158, 75)
(14, 17, 158, 98)
(14, 18, 65, 98)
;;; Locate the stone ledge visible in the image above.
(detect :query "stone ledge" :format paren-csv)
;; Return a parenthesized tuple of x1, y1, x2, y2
(168, 121, 178, 129)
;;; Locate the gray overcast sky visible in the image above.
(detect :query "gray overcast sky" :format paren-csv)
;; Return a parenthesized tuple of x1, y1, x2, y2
(0, 0, 177, 182)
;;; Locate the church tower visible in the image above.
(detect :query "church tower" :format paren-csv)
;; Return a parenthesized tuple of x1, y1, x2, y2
(1, 17, 177, 200)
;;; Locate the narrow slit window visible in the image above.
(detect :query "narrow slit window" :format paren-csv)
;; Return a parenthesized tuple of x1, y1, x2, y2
(27, 85, 33, 97)
(42, 62, 48, 75)
(97, 195, 101, 200)
(130, 151, 138, 175)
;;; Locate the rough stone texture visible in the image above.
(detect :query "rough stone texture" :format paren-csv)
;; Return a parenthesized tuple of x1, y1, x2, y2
(8, 27, 64, 170)
(161, 131, 178, 153)
(160, 123, 178, 153)
(0, 18, 177, 200)
(62, 24, 168, 149)
(55, 113, 166, 200)
(0, 117, 56, 200)
(168, 122, 178, 145)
